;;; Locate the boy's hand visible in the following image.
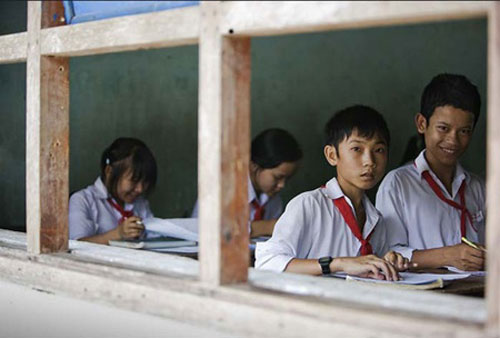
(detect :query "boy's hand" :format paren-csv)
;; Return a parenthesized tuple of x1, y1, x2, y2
(383, 250, 417, 271)
(446, 243, 485, 271)
(118, 216, 145, 239)
(332, 255, 400, 281)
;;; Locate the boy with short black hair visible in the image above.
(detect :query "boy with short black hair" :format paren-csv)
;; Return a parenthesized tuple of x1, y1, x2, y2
(376, 73, 486, 271)
(255, 105, 409, 279)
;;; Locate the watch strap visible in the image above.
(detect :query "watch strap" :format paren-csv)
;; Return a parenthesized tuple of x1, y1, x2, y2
(319, 256, 333, 275)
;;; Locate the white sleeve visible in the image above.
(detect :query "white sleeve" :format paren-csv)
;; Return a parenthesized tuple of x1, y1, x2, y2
(190, 199, 199, 218)
(137, 198, 154, 219)
(264, 195, 284, 220)
(375, 174, 415, 260)
(371, 217, 389, 257)
(473, 176, 486, 245)
(68, 192, 97, 240)
(255, 195, 309, 272)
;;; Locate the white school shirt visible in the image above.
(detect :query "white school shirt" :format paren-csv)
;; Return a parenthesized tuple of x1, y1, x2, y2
(255, 177, 388, 273)
(375, 150, 486, 260)
(190, 176, 283, 222)
(69, 177, 153, 240)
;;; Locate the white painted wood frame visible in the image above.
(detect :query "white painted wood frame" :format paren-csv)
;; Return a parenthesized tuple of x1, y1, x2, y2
(1, 0, 499, 336)
(40, 5, 199, 57)
(0, 32, 27, 64)
(219, 1, 491, 37)
(487, 1, 500, 335)
(198, 2, 251, 286)
(26, 1, 69, 254)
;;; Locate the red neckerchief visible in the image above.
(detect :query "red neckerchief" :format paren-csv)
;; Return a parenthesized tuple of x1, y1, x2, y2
(333, 197, 374, 255)
(322, 184, 374, 255)
(251, 199, 266, 221)
(107, 197, 134, 224)
(421, 170, 473, 237)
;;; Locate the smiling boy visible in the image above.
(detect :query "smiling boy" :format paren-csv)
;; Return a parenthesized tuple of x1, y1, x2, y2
(255, 105, 409, 279)
(376, 73, 486, 271)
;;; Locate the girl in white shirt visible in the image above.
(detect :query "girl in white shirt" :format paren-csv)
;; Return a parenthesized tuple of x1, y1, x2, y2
(247, 128, 302, 237)
(69, 137, 157, 245)
(192, 128, 303, 237)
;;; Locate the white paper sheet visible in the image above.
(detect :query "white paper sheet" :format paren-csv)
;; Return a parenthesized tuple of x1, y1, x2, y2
(143, 217, 198, 241)
(329, 271, 470, 285)
(149, 245, 199, 253)
(446, 266, 487, 277)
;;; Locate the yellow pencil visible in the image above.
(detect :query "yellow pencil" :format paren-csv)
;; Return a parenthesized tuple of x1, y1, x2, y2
(461, 237, 486, 252)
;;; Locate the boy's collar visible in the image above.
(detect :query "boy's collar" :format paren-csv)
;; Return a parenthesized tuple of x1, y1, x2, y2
(322, 177, 379, 236)
(322, 177, 372, 210)
(247, 176, 270, 206)
(323, 177, 345, 200)
(414, 149, 469, 186)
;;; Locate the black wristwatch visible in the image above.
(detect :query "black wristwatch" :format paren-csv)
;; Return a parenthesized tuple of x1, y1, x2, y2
(319, 256, 333, 275)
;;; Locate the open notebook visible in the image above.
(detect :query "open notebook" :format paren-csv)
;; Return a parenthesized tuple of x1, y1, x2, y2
(327, 271, 471, 290)
(109, 236, 197, 249)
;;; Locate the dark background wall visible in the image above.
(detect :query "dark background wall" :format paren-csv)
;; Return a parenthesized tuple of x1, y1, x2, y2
(0, 1, 487, 231)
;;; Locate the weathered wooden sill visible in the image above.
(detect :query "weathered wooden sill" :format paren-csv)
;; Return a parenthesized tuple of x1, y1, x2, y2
(0, 229, 486, 337)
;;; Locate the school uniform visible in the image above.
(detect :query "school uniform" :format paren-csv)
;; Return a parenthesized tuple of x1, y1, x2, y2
(69, 177, 153, 240)
(255, 177, 388, 273)
(191, 176, 283, 223)
(375, 150, 486, 260)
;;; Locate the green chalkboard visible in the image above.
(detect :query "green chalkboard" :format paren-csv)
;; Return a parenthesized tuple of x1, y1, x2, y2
(0, 0, 486, 230)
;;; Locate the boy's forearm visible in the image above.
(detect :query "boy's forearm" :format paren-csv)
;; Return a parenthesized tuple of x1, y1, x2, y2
(410, 247, 452, 269)
(79, 228, 120, 245)
(250, 219, 277, 238)
(285, 258, 323, 275)
(285, 257, 349, 276)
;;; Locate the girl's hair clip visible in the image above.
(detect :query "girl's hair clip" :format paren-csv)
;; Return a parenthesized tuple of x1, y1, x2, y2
(105, 158, 110, 165)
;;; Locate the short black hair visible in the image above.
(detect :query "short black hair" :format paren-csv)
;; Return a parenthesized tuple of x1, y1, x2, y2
(251, 128, 303, 169)
(100, 137, 157, 198)
(420, 73, 481, 126)
(324, 105, 390, 151)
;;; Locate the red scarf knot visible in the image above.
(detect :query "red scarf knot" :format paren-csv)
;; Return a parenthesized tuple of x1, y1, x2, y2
(251, 198, 266, 221)
(107, 197, 134, 224)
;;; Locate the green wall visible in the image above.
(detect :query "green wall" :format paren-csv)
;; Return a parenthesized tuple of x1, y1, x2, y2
(0, 2, 26, 230)
(251, 19, 487, 202)
(0, 1, 487, 230)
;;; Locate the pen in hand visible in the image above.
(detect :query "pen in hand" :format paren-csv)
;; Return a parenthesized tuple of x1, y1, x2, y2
(461, 237, 486, 253)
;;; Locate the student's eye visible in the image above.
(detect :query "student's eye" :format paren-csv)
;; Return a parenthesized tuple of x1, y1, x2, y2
(351, 147, 361, 152)
(374, 147, 386, 154)
(437, 125, 448, 132)
(460, 129, 472, 135)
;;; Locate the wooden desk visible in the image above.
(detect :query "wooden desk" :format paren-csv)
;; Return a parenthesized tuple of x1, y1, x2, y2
(436, 275, 484, 297)
(414, 268, 485, 297)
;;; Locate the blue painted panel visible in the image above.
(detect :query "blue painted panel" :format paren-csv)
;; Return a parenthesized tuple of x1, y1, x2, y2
(62, 1, 199, 24)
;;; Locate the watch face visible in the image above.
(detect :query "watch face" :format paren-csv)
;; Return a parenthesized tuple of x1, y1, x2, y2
(319, 256, 332, 275)
(319, 256, 332, 264)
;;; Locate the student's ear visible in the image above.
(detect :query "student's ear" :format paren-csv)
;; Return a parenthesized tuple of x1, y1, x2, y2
(324, 145, 338, 167)
(415, 113, 428, 134)
(104, 165, 112, 182)
(249, 161, 259, 175)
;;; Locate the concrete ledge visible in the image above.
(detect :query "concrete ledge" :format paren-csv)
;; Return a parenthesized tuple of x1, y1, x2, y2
(0, 229, 487, 337)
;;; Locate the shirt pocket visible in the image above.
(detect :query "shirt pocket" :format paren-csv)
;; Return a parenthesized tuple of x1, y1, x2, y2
(471, 210, 484, 223)
(469, 210, 485, 234)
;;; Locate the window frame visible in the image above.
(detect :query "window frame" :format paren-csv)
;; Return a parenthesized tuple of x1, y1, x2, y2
(0, 1, 497, 336)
